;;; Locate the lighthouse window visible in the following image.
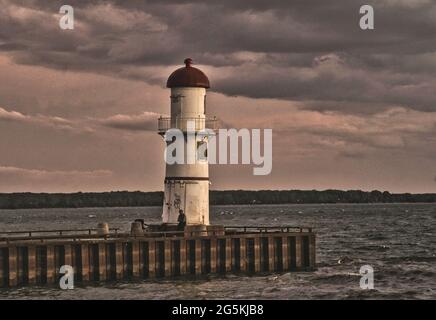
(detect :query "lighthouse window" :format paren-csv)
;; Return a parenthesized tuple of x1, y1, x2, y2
(197, 141, 207, 161)
(171, 95, 181, 103)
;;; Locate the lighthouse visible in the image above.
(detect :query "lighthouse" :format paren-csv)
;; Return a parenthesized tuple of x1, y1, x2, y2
(158, 58, 216, 226)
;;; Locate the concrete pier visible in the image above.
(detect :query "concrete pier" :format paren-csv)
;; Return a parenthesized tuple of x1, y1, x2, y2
(0, 225, 316, 288)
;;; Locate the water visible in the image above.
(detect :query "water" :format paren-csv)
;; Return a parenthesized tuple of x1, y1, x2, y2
(0, 203, 435, 299)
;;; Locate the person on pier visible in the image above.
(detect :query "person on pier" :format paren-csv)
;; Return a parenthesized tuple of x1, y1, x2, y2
(177, 209, 186, 231)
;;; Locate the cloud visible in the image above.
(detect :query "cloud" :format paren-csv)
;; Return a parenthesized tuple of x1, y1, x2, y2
(0, 165, 112, 178)
(99, 112, 160, 131)
(0, 107, 27, 121)
(0, 165, 113, 192)
(82, 3, 167, 33)
(230, 104, 436, 157)
(0, 106, 161, 134)
(0, 106, 78, 131)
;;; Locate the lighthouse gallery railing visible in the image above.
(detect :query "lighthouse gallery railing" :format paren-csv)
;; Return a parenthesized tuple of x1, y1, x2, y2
(158, 117, 218, 134)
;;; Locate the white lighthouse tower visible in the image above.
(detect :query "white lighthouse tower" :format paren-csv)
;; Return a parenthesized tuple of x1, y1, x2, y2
(158, 58, 216, 226)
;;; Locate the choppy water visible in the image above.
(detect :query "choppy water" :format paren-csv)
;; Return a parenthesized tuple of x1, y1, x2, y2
(0, 203, 435, 299)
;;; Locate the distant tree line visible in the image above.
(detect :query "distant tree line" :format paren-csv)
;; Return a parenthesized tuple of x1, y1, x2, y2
(1, 190, 436, 209)
(0, 191, 162, 209)
(209, 190, 436, 205)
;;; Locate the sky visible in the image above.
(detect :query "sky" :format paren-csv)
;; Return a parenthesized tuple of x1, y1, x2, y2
(1, 0, 436, 193)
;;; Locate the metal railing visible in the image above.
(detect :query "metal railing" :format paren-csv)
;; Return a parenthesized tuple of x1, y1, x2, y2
(0, 228, 119, 237)
(157, 116, 218, 133)
(0, 225, 312, 244)
(223, 225, 313, 234)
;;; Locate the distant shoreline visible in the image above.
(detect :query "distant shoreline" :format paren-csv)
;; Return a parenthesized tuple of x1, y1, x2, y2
(1, 190, 436, 209)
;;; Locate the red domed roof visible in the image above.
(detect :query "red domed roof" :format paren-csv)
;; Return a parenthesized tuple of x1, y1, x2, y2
(166, 58, 210, 89)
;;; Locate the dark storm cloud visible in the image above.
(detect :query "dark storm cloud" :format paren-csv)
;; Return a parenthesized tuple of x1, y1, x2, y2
(213, 54, 436, 112)
(1, 0, 436, 113)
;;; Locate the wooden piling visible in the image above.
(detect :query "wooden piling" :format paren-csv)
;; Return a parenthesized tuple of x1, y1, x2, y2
(35, 246, 45, 284)
(254, 237, 261, 273)
(268, 237, 275, 272)
(302, 236, 310, 268)
(140, 242, 148, 278)
(240, 238, 247, 272)
(124, 242, 133, 278)
(64, 245, 72, 267)
(89, 244, 98, 281)
(195, 239, 202, 275)
(210, 238, 217, 273)
(148, 241, 156, 278)
(98, 243, 107, 281)
(164, 240, 171, 277)
(72, 245, 81, 282)
(216, 239, 223, 273)
(53, 246, 62, 282)
(201, 240, 211, 274)
(288, 237, 296, 270)
(0, 249, 4, 286)
(282, 236, 289, 271)
(80, 244, 89, 282)
(171, 240, 179, 276)
(132, 241, 140, 278)
(105, 243, 114, 280)
(46, 246, 55, 284)
(155, 241, 164, 277)
(115, 242, 123, 280)
(17, 247, 26, 285)
(295, 236, 302, 269)
(8, 247, 17, 287)
(309, 235, 316, 269)
(225, 238, 232, 272)
(179, 240, 187, 275)
(28, 246, 36, 285)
